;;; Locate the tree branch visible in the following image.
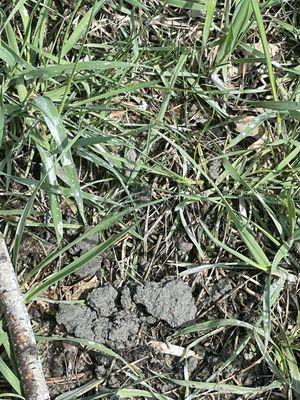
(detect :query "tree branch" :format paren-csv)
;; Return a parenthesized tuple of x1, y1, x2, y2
(0, 233, 50, 400)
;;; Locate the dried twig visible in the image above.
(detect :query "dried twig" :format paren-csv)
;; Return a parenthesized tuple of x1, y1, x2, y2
(0, 234, 50, 400)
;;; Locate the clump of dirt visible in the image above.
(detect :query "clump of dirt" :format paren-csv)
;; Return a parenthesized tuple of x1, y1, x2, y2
(135, 278, 197, 327)
(87, 284, 118, 316)
(56, 279, 196, 351)
(56, 303, 96, 341)
(56, 284, 141, 350)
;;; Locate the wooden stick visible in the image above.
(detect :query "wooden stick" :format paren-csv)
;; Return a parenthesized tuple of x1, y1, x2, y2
(0, 233, 50, 400)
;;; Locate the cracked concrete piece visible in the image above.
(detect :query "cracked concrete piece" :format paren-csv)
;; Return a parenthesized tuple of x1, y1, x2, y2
(135, 279, 196, 327)
(56, 280, 196, 352)
(87, 284, 118, 316)
(120, 286, 134, 310)
(93, 311, 140, 350)
(107, 311, 140, 350)
(93, 317, 110, 343)
(56, 304, 96, 340)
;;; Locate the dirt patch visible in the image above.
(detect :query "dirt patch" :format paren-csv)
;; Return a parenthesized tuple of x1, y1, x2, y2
(71, 230, 103, 278)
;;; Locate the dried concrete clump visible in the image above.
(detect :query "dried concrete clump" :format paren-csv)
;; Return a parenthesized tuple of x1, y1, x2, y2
(87, 284, 118, 317)
(56, 284, 140, 350)
(135, 279, 197, 327)
(56, 279, 197, 350)
(93, 311, 140, 350)
(56, 303, 96, 341)
(120, 285, 134, 311)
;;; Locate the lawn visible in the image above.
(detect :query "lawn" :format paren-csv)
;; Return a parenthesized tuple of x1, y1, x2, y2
(0, 0, 299, 399)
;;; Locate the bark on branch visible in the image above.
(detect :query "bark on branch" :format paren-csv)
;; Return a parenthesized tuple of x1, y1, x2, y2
(0, 233, 50, 400)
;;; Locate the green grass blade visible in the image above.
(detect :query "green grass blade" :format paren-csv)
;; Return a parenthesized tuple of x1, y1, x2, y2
(248, 100, 300, 111)
(254, 141, 300, 188)
(27, 199, 163, 278)
(200, 0, 217, 63)
(60, 0, 107, 58)
(251, 0, 278, 100)
(175, 318, 263, 337)
(0, 87, 4, 146)
(286, 348, 300, 395)
(262, 276, 271, 350)
(200, 221, 268, 271)
(0, 356, 21, 395)
(19, 61, 141, 79)
(157, 52, 188, 123)
(32, 0, 50, 56)
(216, 0, 253, 64)
(125, 0, 148, 10)
(0, 45, 16, 66)
(226, 111, 275, 149)
(169, 378, 281, 394)
(34, 96, 85, 222)
(27, 210, 129, 278)
(0, 0, 27, 35)
(254, 330, 285, 378)
(4, 21, 27, 102)
(12, 186, 39, 268)
(36, 143, 63, 244)
(74, 80, 156, 106)
(163, 0, 205, 10)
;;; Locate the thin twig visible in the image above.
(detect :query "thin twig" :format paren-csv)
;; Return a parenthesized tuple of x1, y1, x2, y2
(0, 233, 50, 400)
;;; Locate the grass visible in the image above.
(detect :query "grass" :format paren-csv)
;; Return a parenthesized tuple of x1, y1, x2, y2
(0, 0, 299, 398)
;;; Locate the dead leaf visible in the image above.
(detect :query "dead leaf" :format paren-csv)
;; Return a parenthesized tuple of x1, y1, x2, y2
(235, 115, 261, 138)
(149, 340, 202, 360)
(253, 42, 280, 58)
(68, 276, 99, 300)
(249, 135, 266, 151)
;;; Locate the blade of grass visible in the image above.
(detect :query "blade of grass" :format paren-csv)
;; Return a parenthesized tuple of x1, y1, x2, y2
(60, 0, 107, 58)
(36, 143, 63, 244)
(163, 0, 205, 11)
(12, 186, 39, 268)
(19, 61, 142, 79)
(0, 87, 4, 146)
(248, 100, 300, 111)
(74, 81, 157, 106)
(254, 141, 300, 188)
(169, 377, 281, 394)
(251, 0, 278, 101)
(216, 0, 253, 64)
(226, 111, 275, 149)
(200, 221, 269, 271)
(27, 210, 129, 278)
(32, 0, 51, 62)
(27, 198, 163, 279)
(34, 96, 85, 222)
(200, 0, 217, 65)
(0, 356, 21, 395)
(286, 348, 300, 395)
(0, 0, 27, 35)
(175, 318, 264, 337)
(4, 21, 27, 102)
